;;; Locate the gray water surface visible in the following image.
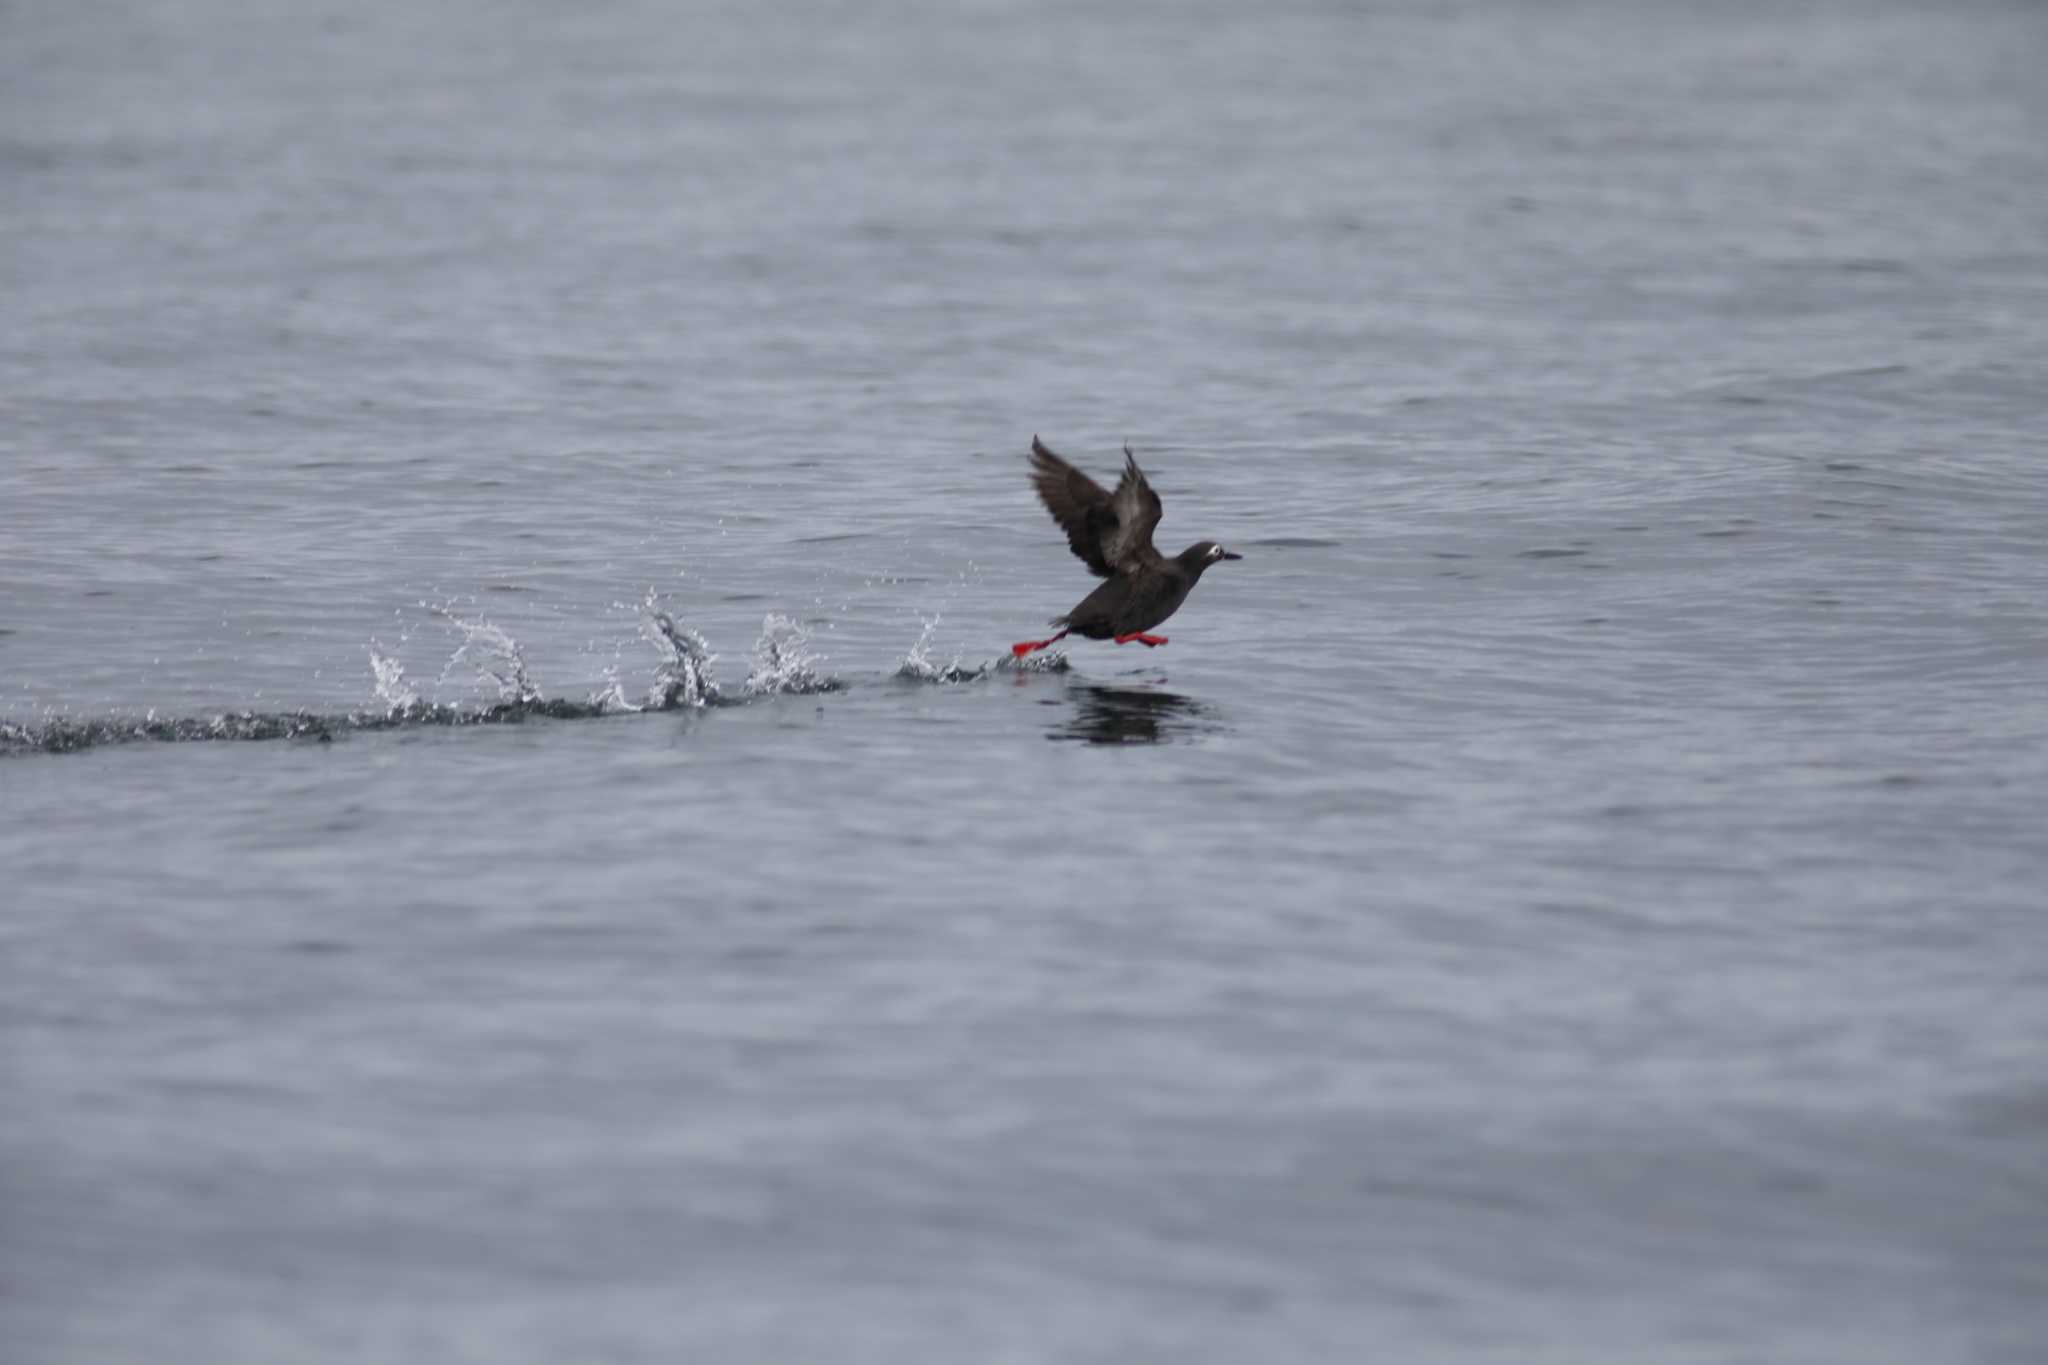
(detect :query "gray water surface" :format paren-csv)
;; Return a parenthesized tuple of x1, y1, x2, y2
(5, 1, 2048, 1361)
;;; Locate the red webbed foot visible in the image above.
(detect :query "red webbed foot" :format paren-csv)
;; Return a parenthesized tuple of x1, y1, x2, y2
(1011, 629, 1069, 658)
(1113, 632, 1169, 647)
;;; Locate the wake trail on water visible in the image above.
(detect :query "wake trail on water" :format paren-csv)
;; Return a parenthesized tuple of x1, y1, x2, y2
(894, 612, 1069, 684)
(2, 602, 1063, 758)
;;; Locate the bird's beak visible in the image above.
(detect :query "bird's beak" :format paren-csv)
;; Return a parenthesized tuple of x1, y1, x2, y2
(1220, 550, 1243, 561)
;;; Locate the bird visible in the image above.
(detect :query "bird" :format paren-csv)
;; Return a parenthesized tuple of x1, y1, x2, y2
(1012, 436, 1241, 659)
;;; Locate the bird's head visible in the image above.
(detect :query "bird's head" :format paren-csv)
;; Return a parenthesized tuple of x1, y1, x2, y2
(1180, 541, 1244, 574)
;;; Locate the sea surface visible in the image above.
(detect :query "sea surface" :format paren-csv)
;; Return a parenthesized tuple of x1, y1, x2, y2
(4, 1, 2047, 1361)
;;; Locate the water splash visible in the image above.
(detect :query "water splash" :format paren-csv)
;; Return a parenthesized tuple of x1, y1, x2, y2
(996, 648, 1070, 674)
(435, 611, 542, 704)
(1, 602, 881, 759)
(368, 643, 420, 713)
(588, 668, 642, 715)
(745, 613, 838, 695)
(896, 614, 990, 684)
(642, 601, 722, 708)
(898, 614, 946, 677)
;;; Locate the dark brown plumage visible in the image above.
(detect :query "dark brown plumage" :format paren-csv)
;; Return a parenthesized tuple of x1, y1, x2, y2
(1013, 436, 1240, 657)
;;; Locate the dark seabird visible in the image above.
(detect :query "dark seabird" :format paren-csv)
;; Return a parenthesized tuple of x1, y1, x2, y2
(1012, 436, 1241, 658)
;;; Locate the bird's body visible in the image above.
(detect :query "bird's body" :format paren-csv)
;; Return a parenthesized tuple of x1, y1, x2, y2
(1013, 437, 1239, 658)
(1053, 545, 1208, 639)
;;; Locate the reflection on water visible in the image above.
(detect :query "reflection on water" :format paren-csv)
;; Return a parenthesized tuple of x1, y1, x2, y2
(1051, 683, 1219, 746)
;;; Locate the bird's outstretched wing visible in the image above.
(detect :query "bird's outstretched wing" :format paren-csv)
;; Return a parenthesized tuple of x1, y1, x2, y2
(1103, 446, 1164, 571)
(1028, 436, 1164, 577)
